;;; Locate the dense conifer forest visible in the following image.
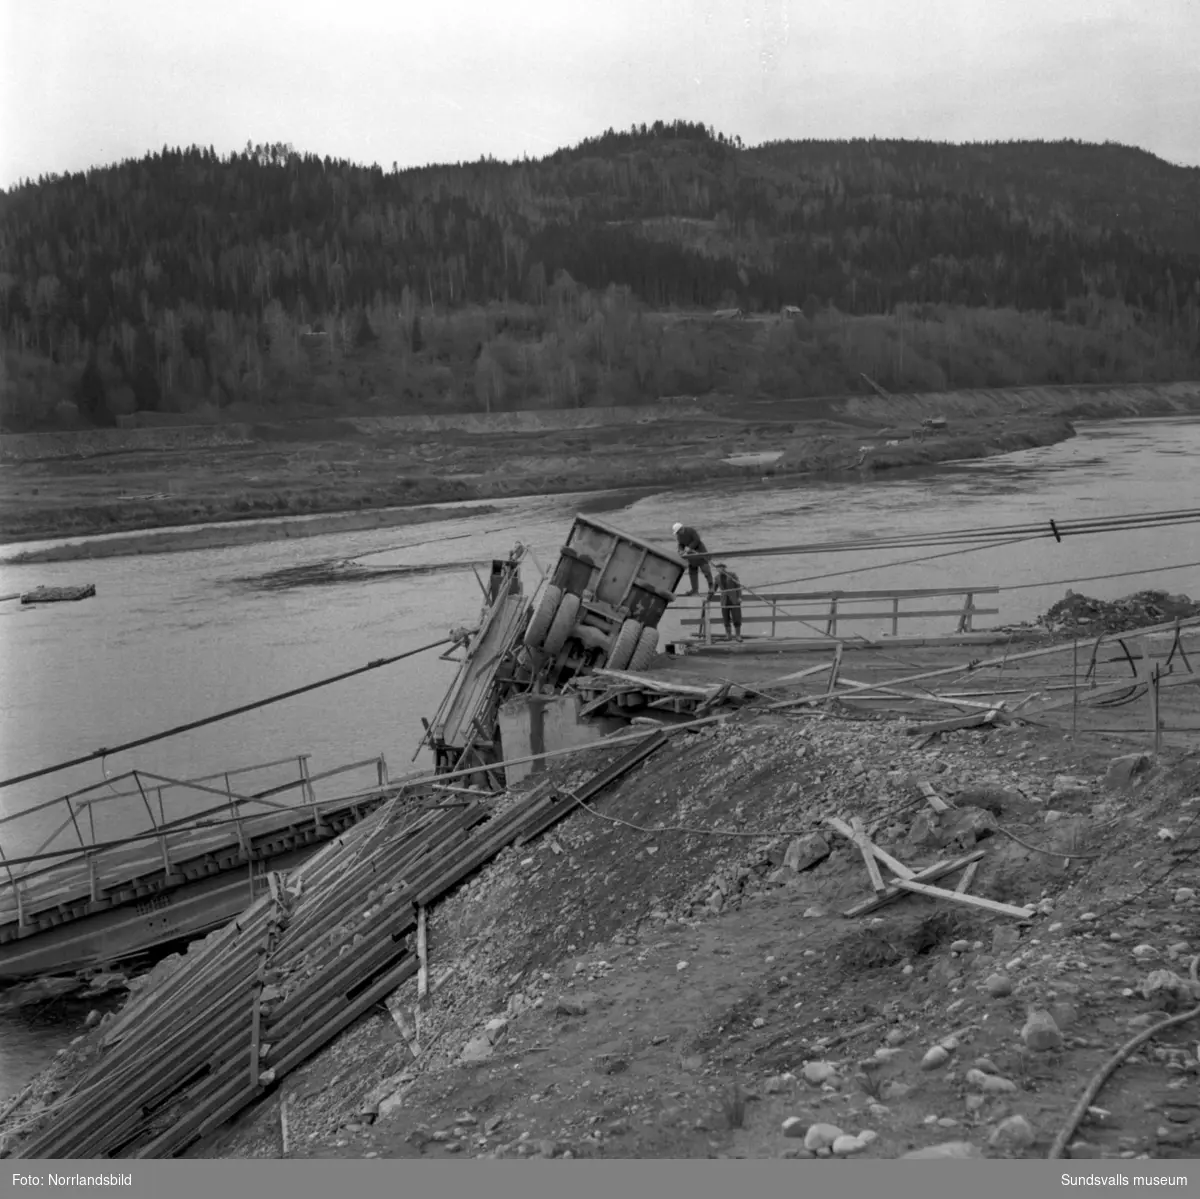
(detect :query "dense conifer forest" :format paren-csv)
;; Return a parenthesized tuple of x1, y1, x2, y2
(2, 122, 1198, 428)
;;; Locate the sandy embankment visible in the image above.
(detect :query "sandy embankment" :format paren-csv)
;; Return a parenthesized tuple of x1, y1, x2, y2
(2, 382, 1197, 564)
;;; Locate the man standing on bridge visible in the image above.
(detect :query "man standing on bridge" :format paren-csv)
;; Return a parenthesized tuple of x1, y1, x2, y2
(713, 562, 743, 642)
(672, 522, 715, 596)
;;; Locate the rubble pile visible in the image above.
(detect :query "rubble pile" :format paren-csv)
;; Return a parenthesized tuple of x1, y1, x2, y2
(1037, 590, 1200, 637)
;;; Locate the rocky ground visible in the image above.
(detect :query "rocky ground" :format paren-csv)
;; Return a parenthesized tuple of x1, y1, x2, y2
(154, 711, 1198, 1163)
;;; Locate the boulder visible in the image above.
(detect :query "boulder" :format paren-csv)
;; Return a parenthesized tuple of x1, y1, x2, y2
(1103, 753, 1153, 792)
(802, 1061, 839, 1085)
(784, 833, 831, 873)
(803, 1123, 844, 1151)
(1021, 1009, 1062, 1052)
(989, 1114, 1035, 1152)
(901, 1141, 981, 1159)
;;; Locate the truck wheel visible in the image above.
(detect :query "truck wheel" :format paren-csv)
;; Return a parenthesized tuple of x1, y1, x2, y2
(629, 626, 659, 671)
(607, 618, 642, 670)
(542, 592, 582, 656)
(524, 584, 563, 650)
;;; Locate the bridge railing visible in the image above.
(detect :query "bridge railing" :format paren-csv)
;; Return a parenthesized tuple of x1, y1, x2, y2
(680, 585, 999, 643)
(0, 753, 391, 926)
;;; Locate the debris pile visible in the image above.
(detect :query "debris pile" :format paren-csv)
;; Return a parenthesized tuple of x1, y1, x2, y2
(1037, 590, 1200, 637)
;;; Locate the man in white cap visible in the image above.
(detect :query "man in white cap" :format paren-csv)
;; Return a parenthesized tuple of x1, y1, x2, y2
(672, 522, 714, 596)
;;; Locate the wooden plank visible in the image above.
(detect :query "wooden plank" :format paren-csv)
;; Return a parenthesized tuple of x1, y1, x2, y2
(761, 660, 840, 687)
(416, 905, 429, 1005)
(826, 643, 844, 694)
(826, 817, 916, 880)
(850, 817, 886, 893)
(905, 708, 1006, 735)
(917, 781, 950, 813)
(894, 877, 1033, 918)
(844, 851, 985, 916)
(954, 861, 980, 894)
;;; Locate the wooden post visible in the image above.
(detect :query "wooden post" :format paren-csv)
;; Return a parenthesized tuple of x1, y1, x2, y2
(88, 853, 100, 902)
(1136, 639, 1157, 748)
(1152, 663, 1162, 753)
(0, 846, 28, 929)
(891, 596, 899, 637)
(226, 773, 249, 859)
(65, 798, 86, 849)
(299, 755, 323, 833)
(417, 904, 429, 1006)
(771, 600, 778, 639)
(279, 1095, 290, 1158)
(1071, 637, 1079, 742)
(826, 643, 844, 694)
(135, 772, 172, 880)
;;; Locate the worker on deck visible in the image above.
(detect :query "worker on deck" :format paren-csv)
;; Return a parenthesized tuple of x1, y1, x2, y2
(672, 522, 715, 596)
(713, 562, 744, 642)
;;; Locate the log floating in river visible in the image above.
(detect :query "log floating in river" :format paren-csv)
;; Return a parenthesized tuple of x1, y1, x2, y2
(20, 584, 96, 604)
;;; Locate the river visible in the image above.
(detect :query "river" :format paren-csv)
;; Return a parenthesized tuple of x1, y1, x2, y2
(1, 412, 1198, 1099)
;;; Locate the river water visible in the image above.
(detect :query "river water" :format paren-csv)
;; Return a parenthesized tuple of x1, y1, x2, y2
(1, 413, 1198, 1100)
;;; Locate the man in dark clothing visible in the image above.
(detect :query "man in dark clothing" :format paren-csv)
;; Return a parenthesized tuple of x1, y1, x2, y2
(714, 562, 743, 641)
(672, 522, 714, 595)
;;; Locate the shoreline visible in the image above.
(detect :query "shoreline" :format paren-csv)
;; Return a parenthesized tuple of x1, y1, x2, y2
(1, 418, 1074, 565)
(4, 378, 1199, 566)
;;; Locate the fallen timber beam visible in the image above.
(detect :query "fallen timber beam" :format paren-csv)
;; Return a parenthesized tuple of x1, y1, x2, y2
(844, 852, 986, 917)
(826, 817, 915, 880)
(892, 877, 1035, 919)
(905, 706, 1008, 736)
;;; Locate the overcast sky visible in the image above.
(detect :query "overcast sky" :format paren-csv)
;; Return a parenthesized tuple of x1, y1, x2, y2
(2, 0, 1198, 187)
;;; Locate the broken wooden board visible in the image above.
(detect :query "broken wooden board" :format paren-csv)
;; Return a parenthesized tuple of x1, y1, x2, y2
(850, 817, 886, 893)
(844, 851, 985, 917)
(955, 861, 981, 894)
(905, 705, 1008, 736)
(893, 877, 1034, 919)
(917, 781, 950, 813)
(826, 817, 915, 880)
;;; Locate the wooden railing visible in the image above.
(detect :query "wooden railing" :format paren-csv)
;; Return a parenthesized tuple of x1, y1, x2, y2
(680, 586, 999, 642)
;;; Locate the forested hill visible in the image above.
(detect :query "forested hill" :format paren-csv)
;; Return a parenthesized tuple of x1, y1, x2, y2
(2, 123, 1200, 427)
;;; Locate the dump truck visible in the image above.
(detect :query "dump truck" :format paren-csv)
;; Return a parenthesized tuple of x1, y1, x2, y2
(523, 515, 686, 681)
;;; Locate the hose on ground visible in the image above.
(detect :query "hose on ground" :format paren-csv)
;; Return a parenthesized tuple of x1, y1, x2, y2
(1048, 955, 1200, 1159)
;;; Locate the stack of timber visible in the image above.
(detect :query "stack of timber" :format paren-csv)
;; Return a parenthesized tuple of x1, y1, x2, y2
(11, 732, 668, 1160)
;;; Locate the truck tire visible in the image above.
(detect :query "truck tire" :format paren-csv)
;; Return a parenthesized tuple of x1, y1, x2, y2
(542, 592, 582, 656)
(629, 626, 659, 671)
(524, 584, 563, 650)
(607, 618, 643, 670)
